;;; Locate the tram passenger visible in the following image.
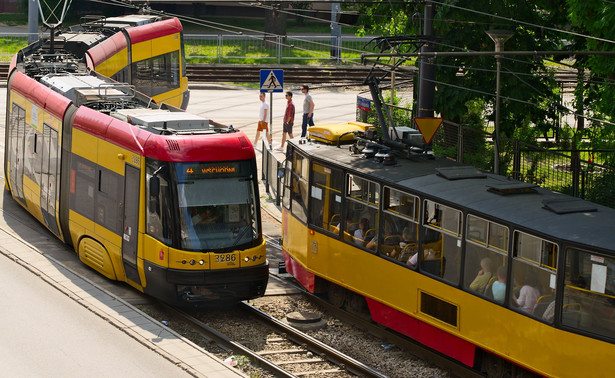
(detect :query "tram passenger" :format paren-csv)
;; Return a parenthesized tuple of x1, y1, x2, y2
(192, 207, 219, 225)
(514, 272, 541, 314)
(354, 218, 370, 246)
(492, 266, 507, 304)
(393, 226, 417, 261)
(469, 258, 495, 293)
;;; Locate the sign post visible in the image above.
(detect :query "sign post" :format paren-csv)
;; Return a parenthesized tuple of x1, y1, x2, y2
(260, 70, 284, 142)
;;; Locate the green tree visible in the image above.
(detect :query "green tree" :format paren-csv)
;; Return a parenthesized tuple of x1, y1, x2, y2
(355, 1, 584, 173)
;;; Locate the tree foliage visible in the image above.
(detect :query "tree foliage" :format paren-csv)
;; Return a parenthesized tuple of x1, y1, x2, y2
(356, 0, 615, 153)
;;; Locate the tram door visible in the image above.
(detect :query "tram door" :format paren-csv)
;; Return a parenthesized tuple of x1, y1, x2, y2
(122, 164, 141, 285)
(8, 104, 25, 204)
(40, 125, 60, 236)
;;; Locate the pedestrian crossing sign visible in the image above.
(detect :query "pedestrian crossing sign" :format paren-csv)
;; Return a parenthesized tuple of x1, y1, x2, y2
(260, 69, 284, 93)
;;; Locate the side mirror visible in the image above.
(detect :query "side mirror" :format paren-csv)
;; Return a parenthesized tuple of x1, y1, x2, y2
(150, 176, 160, 197)
(277, 167, 285, 179)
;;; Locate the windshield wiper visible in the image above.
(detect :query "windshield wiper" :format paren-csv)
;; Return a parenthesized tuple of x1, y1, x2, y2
(223, 225, 253, 254)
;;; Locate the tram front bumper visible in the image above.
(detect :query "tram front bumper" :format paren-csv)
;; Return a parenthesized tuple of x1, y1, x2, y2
(143, 260, 269, 306)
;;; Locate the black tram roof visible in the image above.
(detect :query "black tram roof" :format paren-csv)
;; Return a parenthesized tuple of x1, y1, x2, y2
(293, 140, 615, 254)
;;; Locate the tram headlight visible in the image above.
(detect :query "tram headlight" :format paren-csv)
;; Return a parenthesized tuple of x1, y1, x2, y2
(199, 260, 205, 265)
(244, 256, 250, 262)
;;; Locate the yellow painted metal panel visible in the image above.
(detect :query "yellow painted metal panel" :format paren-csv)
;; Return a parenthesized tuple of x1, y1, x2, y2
(131, 40, 152, 63)
(72, 129, 99, 161)
(210, 251, 240, 270)
(287, 219, 615, 377)
(152, 87, 182, 108)
(95, 49, 128, 77)
(239, 240, 267, 268)
(78, 237, 117, 280)
(151, 34, 180, 57)
(168, 247, 210, 270)
(96, 139, 140, 175)
(143, 234, 169, 268)
(22, 175, 43, 224)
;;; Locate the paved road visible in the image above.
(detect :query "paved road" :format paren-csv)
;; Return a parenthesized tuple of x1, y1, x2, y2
(0, 252, 193, 377)
(186, 84, 362, 145)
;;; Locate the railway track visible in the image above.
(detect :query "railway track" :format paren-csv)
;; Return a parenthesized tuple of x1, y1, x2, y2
(159, 301, 386, 377)
(0, 61, 578, 87)
(0, 61, 383, 85)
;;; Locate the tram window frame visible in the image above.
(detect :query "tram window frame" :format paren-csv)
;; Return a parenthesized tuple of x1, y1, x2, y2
(308, 161, 343, 235)
(96, 167, 123, 234)
(421, 199, 462, 284)
(145, 158, 173, 245)
(286, 150, 309, 223)
(379, 186, 420, 266)
(344, 174, 379, 251)
(463, 214, 509, 298)
(509, 231, 559, 318)
(562, 247, 615, 341)
(70, 155, 96, 220)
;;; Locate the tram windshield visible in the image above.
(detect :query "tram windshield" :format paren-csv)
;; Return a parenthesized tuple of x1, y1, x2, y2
(146, 159, 259, 251)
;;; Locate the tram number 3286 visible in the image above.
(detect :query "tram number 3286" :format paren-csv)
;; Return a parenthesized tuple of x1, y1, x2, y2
(216, 254, 237, 263)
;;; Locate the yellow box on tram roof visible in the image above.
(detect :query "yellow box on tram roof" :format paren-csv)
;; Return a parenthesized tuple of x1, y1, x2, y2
(307, 121, 374, 145)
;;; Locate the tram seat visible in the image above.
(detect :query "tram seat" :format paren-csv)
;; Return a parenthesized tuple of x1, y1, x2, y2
(347, 222, 358, 233)
(343, 231, 354, 242)
(481, 275, 497, 295)
(562, 303, 582, 326)
(422, 257, 445, 277)
(329, 214, 340, 228)
(533, 295, 553, 318)
(383, 235, 401, 245)
(484, 282, 495, 300)
(399, 243, 417, 263)
(364, 229, 376, 241)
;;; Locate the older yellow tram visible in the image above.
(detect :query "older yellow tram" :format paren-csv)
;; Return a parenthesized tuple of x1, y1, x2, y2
(280, 129, 615, 376)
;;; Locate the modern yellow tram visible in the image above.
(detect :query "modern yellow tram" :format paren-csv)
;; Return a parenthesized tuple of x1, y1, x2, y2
(280, 125, 615, 376)
(4, 13, 268, 306)
(67, 14, 189, 109)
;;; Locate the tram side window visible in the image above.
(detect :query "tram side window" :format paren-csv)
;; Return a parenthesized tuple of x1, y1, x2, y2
(563, 248, 615, 340)
(345, 174, 379, 250)
(421, 200, 462, 284)
(289, 152, 308, 223)
(379, 187, 420, 265)
(70, 156, 96, 220)
(509, 231, 558, 318)
(146, 159, 172, 244)
(24, 127, 42, 185)
(463, 215, 509, 299)
(132, 51, 180, 97)
(96, 167, 123, 235)
(309, 162, 343, 234)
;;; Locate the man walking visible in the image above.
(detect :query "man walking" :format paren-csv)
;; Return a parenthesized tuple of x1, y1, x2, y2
(300, 84, 314, 138)
(254, 92, 271, 147)
(276, 91, 295, 151)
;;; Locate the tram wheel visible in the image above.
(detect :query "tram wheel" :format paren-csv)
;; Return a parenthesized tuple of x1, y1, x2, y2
(327, 283, 347, 308)
(346, 292, 372, 320)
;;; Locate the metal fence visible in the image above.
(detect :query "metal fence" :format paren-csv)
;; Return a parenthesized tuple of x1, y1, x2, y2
(357, 97, 615, 209)
(1, 33, 373, 64)
(184, 34, 371, 64)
